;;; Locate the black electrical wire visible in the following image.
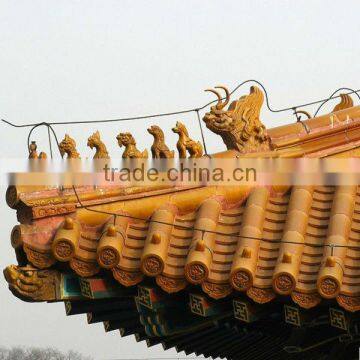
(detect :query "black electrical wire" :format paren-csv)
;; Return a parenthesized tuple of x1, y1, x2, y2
(195, 109, 207, 155)
(314, 87, 360, 117)
(26, 122, 63, 157)
(2, 80, 359, 127)
(47, 126, 53, 159)
(4, 77, 360, 252)
(3, 79, 359, 159)
(2, 79, 360, 160)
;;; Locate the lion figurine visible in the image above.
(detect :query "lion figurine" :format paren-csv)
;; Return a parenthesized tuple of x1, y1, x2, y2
(116, 132, 148, 158)
(59, 134, 80, 159)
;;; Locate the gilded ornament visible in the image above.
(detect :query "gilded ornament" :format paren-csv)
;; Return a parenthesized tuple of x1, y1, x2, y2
(98, 247, 119, 268)
(247, 286, 276, 304)
(291, 291, 322, 309)
(23, 244, 56, 269)
(185, 262, 207, 283)
(319, 277, 339, 298)
(112, 267, 143, 286)
(202, 281, 232, 299)
(141, 255, 163, 276)
(156, 275, 187, 293)
(273, 273, 294, 294)
(231, 270, 252, 291)
(70, 258, 100, 277)
(336, 294, 360, 312)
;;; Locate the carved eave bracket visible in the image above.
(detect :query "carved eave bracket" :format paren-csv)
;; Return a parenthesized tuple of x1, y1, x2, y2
(3, 265, 60, 302)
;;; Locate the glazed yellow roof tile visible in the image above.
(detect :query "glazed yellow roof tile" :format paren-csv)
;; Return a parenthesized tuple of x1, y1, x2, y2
(6, 92, 360, 312)
(11, 184, 360, 311)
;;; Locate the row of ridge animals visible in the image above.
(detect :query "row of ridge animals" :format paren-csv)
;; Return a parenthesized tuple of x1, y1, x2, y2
(28, 121, 204, 159)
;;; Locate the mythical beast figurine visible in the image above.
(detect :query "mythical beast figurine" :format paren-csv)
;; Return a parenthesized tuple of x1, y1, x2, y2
(203, 85, 270, 153)
(28, 141, 47, 159)
(3, 265, 58, 302)
(116, 132, 148, 158)
(172, 121, 203, 158)
(59, 134, 80, 159)
(87, 130, 110, 159)
(147, 125, 174, 158)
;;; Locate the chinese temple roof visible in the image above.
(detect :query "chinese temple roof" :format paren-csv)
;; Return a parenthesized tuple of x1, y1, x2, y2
(4, 86, 360, 359)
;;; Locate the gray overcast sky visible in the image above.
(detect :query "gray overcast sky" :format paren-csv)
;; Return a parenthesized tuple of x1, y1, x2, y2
(0, 0, 360, 359)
